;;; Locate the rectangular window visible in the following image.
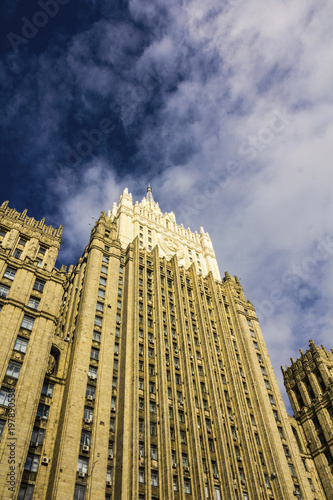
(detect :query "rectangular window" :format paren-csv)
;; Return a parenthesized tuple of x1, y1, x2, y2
(93, 331, 101, 343)
(90, 348, 99, 360)
(94, 316, 102, 327)
(139, 467, 145, 483)
(151, 470, 158, 487)
(24, 453, 40, 472)
(184, 479, 191, 494)
(0, 419, 6, 441)
(96, 302, 104, 312)
(88, 366, 97, 378)
(0, 284, 10, 298)
(6, 361, 22, 379)
(86, 385, 96, 399)
(28, 297, 40, 310)
(21, 315, 34, 331)
(31, 427, 45, 446)
(14, 248, 22, 259)
(41, 382, 54, 397)
(77, 456, 89, 474)
(0, 387, 11, 406)
(4, 267, 16, 280)
(37, 403, 50, 420)
(99, 276, 107, 286)
(33, 278, 45, 292)
(14, 336, 28, 353)
(83, 407, 93, 421)
(80, 430, 91, 446)
(150, 421, 157, 436)
(151, 444, 158, 460)
(101, 265, 108, 274)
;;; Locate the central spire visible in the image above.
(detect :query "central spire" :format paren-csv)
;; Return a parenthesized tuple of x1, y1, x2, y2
(146, 183, 154, 204)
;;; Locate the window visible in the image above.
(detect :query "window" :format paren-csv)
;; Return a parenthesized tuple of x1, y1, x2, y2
(94, 316, 102, 327)
(150, 421, 157, 436)
(14, 248, 22, 259)
(113, 359, 118, 371)
(101, 265, 108, 274)
(14, 336, 28, 353)
(0, 419, 5, 441)
(28, 296, 40, 310)
(86, 385, 96, 399)
(88, 366, 97, 378)
(0, 284, 9, 298)
(77, 456, 89, 474)
(264, 474, 270, 488)
(106, 465, 113, 484)
(6, 360, 22, 379)
(41, 382, 54, 397)
(110, 418, 115, 431)
(169, 406, 174, 419)
(33, 278, 45, 292)
(17, 484, 35, 500)
(253, 341, 259, 350)
(99, 276, 107, 286)
(170, 427, 175, 441)
(268, 394, 275, 405)
(149, 364, 155, 375)
(111, 396, 116, 410)
(308, 478, 315, 492)
(273, 409, 279, 421)
(179, 410, 185, 423)
(37, 403, 50, 420)
(80, 430, 91, 446)
(149, 382, 155, 394)
(139, 467, 145, 483)
(96, 301, 104, 312)
(173, 475, 178, 491)
(93, 331, 101, 343)
(90, 348, 99, 360)
(0, 387, 11, 406)
(150, 401, 156, 414)
(277, 426, 285, 438)
(4, 267, 16, 280)
(102, 255, 109, 263)
(151, 470, 159, 487)
(184, 479, 191, 494)
(208, 439, 215, 452)
(151, 444, 158, 460)
(21, 315, 34, 331)
(83, 407, 93, 421)
(288, 463, 296, 477)
(261, 365, 267, 375)
(24, 453, 40, 472)
(180, 430, 187, 444)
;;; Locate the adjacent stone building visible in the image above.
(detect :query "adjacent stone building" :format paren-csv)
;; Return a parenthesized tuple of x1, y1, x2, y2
(0, 189, 332, 500)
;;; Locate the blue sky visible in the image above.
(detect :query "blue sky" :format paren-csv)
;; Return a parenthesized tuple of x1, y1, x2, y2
(1, 0, 333, 411)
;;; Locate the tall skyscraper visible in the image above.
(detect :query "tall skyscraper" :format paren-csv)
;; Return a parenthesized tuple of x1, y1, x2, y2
(0, 189, 331, 500)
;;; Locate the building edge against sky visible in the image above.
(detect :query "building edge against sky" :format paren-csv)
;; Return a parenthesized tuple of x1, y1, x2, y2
(0, 187, 331, 500)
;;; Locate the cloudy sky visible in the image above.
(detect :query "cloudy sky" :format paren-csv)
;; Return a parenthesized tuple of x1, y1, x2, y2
(1, 0, 332, 411)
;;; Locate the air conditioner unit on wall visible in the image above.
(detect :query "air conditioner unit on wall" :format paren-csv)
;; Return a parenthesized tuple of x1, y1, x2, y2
(41, 457, 50, 465)
(82, 445, 90, 452)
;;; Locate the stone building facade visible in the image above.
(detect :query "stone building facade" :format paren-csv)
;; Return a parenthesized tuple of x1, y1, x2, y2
(282, 342, 333, 499)
(0, 189, 332, 500)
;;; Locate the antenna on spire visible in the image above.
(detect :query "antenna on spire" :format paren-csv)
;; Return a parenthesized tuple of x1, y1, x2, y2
(146, 183, 154, 203)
